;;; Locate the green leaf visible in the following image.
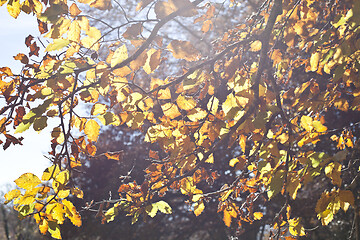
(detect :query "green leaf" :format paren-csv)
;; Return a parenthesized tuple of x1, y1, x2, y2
(46, 38, 70, 52)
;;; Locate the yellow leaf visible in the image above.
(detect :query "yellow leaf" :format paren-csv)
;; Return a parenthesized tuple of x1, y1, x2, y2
(4, 189, 21, 204)
(84, 119, 100, 142)
(111, 44, 128, 68)
(71, 187, 84, 199)
(87, 26, 101, 39)
(222, 93, 239, 117)
(187, 108, 207, 122)
(53, 170, 70, 188)
(161, 103, 181, 119)
(194, 201, 205, 216)
(310, 52, 320, 72)
(51, 203, 65, 224)
(250, 40, 262, 52)
(289, 218, 305, 236)
(177, 95, 197, 110)
(143, 49, 161, 74)
(223, 207, 237, 227)
(312, 120, 327, 132)
(205, 153, 214, 163)
(153, 200, 172, 214)
(68, 20, 81, 43)
(42, 164, 61, 181)
(7, 0, 21, 18)
(157, 88, 172, 100)
(90, 0, 112, 10)
(253, 212, 263, 220)
(48, 221, 62, 239)
(91, 103, 108, 115)
(207, 96, 219, 115)
(63, 199, 82, 227)
(154, 0, 176, 18)
(145, 204, 158, 218)
(0, 0, 7, 7)
(167, 40, 200, 61)
(15, 173, 41, 190)
(39, 218, 48, 235)
(239, 134, 246, 152)
(300, 115, 313, 132)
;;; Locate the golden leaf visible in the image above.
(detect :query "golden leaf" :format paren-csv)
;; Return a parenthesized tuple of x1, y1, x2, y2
(194, 201, 205, 216)
(250, 40, 262, 52)
(90, 0, 112, 10)
(4, 189, 21, 204)
(253, 212, 263, 220)
(84, 119, 100, 142)
(111, 44, 128, 68)
(42, 164, 61, 181)
(312, 120, 327, 132)
(15, 173, 41, 190)
(91, 103, 108, 115)
(176, 95, 197, 110)
(187, 108, 207, 122)
(68, 20, 81, 43)
(39, 219, 48, 235)
(69, 3, 82, 17)
(7, 0, 21, 18)
(161, 103, 181, 119)
(104, 151, 124, 161)
(310, 52, 320, 72)
(63, 199, 82, 227)
(300, 115, 313, 132)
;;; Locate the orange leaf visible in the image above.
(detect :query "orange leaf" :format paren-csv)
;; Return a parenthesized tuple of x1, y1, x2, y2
(104, 151, 124, 161)
(69, 3, 82, 17)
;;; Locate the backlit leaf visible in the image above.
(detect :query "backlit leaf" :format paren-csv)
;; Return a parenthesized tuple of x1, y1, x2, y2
(111, 44, 128, 68)
(250, 40, 262, 52)
(7, 0, 21, 18)
(48, 221, 62, 239)
(91, 103, 108, 115)
(84, 119, 100, 142)
(46, 39, 70, 52)
(15, 173, 41, 190)
(4, 189, 21, 204)
(253, 212, 263, 220)
(300, 115, 313, 132)
(161, 103, 181, 119)
(167, 40, 200, 61)
(177, 95, 197, 110)
(194, 201, 205, 216)
(154, 200, 172, 214)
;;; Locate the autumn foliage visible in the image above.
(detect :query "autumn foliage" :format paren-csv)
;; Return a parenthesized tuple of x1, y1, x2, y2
(1, 0, 360, 239)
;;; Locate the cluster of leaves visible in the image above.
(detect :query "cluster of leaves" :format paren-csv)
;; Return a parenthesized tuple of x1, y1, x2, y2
(1, 0, 360, 239)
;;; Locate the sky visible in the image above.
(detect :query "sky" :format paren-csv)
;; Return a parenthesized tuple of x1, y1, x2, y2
(0, 8, 51, 190)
